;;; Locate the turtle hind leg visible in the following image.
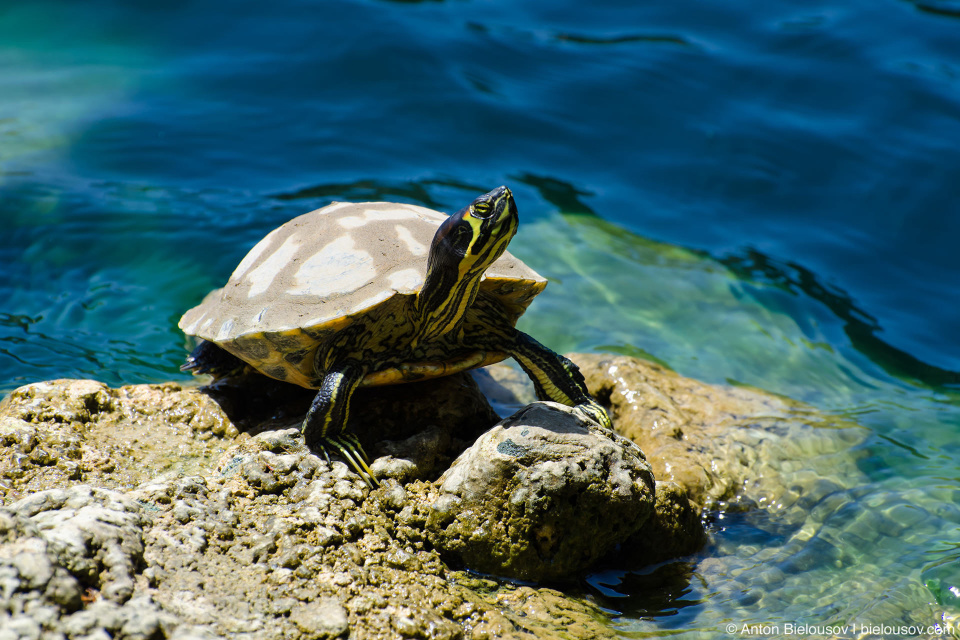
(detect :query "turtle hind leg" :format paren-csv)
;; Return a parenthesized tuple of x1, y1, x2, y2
(303, 362, 379, 488)
(507, 331, 613, 430)
(181, 340, 247, 377)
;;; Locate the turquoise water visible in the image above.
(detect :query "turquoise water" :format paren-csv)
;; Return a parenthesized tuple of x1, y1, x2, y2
(2, 0, 959, 636)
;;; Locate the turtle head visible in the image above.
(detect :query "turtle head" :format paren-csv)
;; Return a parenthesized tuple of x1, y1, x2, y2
(433, 186, 518, 272)
(414, 186, 519, 343)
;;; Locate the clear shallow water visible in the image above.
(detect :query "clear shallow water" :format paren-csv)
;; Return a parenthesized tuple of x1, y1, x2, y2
(2, 0, 959, 636)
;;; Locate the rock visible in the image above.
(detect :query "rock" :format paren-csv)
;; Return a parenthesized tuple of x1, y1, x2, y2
(426, 402, 655, 582)
(0, 380, 237, 504)
(2, 379, 115, 424)
(574, 353, 864, 509)
(624, 481, 707, 564)
(0, 355, 871, 638)
(371, 426, 453, 482)
(133, 430, 617, 639)
(7, 485, 145, 603)
(0, 489, 180, 640)
(289, 598, 349, 638)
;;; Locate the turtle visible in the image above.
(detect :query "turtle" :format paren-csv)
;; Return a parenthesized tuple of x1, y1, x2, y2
(179, 186, 610, 484)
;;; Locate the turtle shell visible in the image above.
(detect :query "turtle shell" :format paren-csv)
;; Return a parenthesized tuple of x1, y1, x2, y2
(179, 201, 547, 388)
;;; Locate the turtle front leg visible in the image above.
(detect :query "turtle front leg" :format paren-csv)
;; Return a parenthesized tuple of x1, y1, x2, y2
(506, 331, 613, 430)
(302, 362, 378, 487)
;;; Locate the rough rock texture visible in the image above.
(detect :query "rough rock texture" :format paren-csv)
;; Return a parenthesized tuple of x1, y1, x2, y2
(0, 379, 237, 505)
(0, 431, 616, 640)
(0, 486, 182, 639)
(425, 403, 655, 582)
(622, 480, 707, 565)
(0, 353, 869, 638)
(12, 486, 145, 603)
(575, 353, 864, 510)
(0, 374, 621, 639)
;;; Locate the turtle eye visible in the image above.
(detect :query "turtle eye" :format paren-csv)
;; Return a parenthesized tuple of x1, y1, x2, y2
(472, 201, 492, 218)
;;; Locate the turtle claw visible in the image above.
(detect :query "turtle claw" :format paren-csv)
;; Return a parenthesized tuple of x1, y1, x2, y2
(322, 433, 380, 489)
(575, 400, 613, 431)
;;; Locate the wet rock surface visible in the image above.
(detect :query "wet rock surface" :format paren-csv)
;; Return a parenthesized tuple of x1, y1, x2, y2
(571, 354, 953, 633)
(574, 353, 865, 510)
(0, 354, 874, 638)
(426, 402, 655, 582)
(0, 379, 237, 504)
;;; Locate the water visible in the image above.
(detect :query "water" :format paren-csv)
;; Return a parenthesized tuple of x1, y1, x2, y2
(2, 0, 959, 636)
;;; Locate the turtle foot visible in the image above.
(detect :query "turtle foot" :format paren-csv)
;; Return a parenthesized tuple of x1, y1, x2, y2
(574, 400, 613, 431)
(315, 432, 380, 488)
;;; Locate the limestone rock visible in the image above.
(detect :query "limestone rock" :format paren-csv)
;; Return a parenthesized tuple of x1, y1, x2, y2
(574, 353, 864, 510)
(289, 598, 349, 638)
(0, 486, 181, 640)
(0, 354, 872, 638)
(426, 402, 655, 582)
(624, 481, 707, 564)
(7, 485, 146, 603)
(0, 379, 237, 504)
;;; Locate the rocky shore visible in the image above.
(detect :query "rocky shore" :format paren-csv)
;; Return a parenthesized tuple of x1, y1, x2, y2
(0, 354, 865, 639)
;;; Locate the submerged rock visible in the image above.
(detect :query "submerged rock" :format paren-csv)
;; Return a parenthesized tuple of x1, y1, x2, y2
(574, 353, 864, 511)
(426, 402, 655, 582)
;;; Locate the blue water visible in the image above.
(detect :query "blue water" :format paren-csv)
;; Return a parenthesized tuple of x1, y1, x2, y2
(2, 0, 960, 635)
